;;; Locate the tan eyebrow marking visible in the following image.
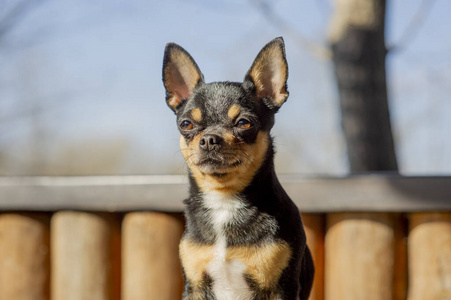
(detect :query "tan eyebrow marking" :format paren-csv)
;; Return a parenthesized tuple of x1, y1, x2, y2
(190, 108, 202, 122)
(227, 105, 240, 120)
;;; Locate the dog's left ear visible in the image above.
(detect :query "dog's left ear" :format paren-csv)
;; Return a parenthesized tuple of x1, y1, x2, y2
(162, 43, 204, 112)
(244, 37, 289, 110)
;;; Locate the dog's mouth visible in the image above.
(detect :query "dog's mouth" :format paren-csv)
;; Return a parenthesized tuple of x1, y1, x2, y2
(194, 154, 243, 176)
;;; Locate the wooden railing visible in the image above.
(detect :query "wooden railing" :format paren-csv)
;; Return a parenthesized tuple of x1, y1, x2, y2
(1, 175, 450, 300)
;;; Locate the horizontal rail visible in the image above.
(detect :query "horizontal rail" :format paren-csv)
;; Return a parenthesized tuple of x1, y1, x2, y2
(0, 175, 450, 212)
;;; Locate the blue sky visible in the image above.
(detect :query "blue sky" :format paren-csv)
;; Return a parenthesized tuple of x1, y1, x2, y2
(0, 0, 450, 175)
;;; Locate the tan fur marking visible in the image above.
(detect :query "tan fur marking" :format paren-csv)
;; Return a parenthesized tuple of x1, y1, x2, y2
(179, 239, 215, 285)
(180, 131, 269, 195)
(227, 105, 241, 120)
(180, 238, 291, 292)
(181, 132, 269, 195)
(223, 131, 236, 144)
(227, 241, 292, 290)
(191, 108, 202, 122)
(180, 134, 201, 171)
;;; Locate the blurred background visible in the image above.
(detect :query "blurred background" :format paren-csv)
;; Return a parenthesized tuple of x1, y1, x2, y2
(0, 0, 449, 176)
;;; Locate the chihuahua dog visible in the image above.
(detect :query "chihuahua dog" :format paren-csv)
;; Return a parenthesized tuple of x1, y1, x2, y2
(162, 37, 314, 300)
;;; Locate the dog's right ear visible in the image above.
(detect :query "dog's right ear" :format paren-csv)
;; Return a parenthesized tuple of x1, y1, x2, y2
(244, 37, 289, 111)
(162, 43, 204, 112)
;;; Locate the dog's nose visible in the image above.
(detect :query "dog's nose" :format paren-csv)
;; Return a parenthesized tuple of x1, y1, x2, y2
(199, 134, 223, 151)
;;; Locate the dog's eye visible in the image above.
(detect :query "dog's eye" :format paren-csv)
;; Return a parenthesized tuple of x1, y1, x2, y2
(180, 120, 194, 130)
(236, 119, 251, 129)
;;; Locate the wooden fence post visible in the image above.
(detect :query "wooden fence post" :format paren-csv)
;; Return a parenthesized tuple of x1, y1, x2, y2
(325, 213, 395, 300)
(301, 213, 325, 300)
(408, 213, 451, 300)
(51, 212, 120, 300)
(0, 213, 50, 300)
(122, 212, 184, 300)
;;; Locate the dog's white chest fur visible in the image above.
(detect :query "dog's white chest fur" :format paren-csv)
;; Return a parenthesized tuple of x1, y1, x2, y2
(203, 191, 253, 300)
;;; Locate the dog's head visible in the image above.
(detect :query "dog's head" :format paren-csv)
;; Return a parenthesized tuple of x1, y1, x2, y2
(162, 37, 289, 194)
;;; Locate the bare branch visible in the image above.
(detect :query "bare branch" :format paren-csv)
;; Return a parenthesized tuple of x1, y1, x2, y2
(388, 0, 437, 53)
(0, 0, 46, 46)
(250, 0, 332, 60)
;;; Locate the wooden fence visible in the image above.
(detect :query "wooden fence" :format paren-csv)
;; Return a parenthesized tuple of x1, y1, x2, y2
(1, 175, 451, 300)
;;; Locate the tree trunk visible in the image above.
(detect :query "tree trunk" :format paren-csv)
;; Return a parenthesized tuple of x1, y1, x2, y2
(325, 3, 402, 299)
(329, 0, 398, 172)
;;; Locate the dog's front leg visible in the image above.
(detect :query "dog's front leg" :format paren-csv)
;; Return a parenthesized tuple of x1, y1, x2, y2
(182, 278, 216, 300)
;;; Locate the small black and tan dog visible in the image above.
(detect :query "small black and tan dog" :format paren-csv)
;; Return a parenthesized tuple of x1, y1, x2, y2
(162, 37, 314, 300)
